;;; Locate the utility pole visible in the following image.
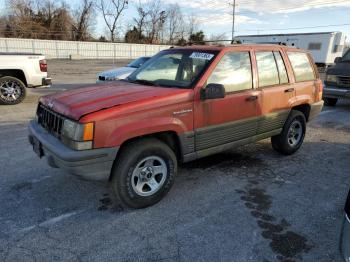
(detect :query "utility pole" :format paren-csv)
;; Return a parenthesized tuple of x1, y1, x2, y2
(231, 0, 236, 43)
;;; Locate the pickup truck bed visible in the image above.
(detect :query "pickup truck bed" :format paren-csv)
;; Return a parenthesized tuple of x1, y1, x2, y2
(0, 53, 51, 105)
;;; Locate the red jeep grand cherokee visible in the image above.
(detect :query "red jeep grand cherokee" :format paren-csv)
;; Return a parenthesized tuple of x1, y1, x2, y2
(29, 45, 324, 208)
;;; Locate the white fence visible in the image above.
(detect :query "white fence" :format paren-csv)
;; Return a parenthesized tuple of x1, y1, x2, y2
(0, 38, 171, 59)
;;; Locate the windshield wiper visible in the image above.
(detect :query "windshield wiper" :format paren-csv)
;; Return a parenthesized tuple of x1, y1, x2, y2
(129, 79, 158, 86)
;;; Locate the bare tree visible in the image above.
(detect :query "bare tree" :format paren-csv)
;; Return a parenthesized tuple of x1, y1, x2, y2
(72, 0, 94, 41)
(208, 33, 228, 45)
(133, 1, 149, 42)
(145, 0, 166, 44)
(167, 4, 182, 44)
(99, 0, 128, 42)
(186, 13, 198, 39)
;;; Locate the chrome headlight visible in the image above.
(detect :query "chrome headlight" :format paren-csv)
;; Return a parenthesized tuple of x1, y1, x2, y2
(326, 74, 337, 83)
(61, 119, 94, 150)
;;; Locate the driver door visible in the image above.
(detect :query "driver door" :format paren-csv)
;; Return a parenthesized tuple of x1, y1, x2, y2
(194, 51, 260, 154)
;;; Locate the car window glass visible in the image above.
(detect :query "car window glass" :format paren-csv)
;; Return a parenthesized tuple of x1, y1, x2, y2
(256, 52, 279, 87)
(273, 51, 289, 84)
(341, 50, 350, 61)
(287, 52, 315, 82)
(207, 52, 252, 93)
(137, 54, 181, 81)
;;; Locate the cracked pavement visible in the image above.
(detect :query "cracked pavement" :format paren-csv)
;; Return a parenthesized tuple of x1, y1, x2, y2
(0, 60, 349, 262)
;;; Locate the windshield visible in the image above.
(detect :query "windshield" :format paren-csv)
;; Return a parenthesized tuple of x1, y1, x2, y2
(342, 50, 350, 61)
(127, 57, 150, 68)
(127, 50, 218, 88)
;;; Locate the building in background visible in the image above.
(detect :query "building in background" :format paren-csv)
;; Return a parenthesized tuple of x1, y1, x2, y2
(237, 32, 347, 67)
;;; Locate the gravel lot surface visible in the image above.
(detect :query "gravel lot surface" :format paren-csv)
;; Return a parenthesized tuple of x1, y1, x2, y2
(0, 60, 349, 262)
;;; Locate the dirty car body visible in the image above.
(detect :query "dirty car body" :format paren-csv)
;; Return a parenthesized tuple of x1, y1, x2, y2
(29, 45, 324, 208)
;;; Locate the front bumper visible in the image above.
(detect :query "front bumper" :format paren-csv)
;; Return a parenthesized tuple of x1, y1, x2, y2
(340, 214, 350, 262)
(28, 120, 118, 181)
(323, 85, 350, 99)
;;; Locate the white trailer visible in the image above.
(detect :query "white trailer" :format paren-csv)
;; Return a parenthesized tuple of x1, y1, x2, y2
(237, 32, 347, 66)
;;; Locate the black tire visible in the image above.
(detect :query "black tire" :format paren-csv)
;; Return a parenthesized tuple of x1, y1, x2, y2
(0, 76, 26, 105)
(323, 97, 338, 107)
(271, 110, 306, 155)
(111, 138, 177, 209)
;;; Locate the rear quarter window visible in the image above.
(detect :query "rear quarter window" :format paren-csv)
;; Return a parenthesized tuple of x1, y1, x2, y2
(287, 52, 315, 82)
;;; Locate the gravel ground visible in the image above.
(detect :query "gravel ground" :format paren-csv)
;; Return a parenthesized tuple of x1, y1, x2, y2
(0, 60, 349, 262)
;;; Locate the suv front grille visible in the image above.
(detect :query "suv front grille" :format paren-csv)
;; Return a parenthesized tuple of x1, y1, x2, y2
(338, 76, 350, 87)
(345, 190, 350, 217)
(37, 104, 65, 138)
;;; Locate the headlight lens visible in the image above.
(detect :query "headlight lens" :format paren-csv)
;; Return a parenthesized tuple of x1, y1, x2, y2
(326, 74, 337, 83)
(61, 119, 94, 150)
(106, 76, 118, 81)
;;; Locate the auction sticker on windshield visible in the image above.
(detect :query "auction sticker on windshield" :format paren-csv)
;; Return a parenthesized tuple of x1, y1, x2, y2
(189, 52, 215, 60)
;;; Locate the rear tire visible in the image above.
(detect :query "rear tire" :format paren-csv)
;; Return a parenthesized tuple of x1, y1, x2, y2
(323, 97, 338, 106)
(0, 76, 26, 105)
(111, 138, 177, 209)
(271, 110, 306, 155)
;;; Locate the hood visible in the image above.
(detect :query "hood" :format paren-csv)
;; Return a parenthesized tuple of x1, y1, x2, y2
(98, 67, 135, 78)
(40, 81, 192, 120)
(327, 61, 350, 76)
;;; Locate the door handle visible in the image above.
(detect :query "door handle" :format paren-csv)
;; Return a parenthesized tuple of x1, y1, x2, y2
(284, 88, 295, 93)
(246, 95, 258, 101)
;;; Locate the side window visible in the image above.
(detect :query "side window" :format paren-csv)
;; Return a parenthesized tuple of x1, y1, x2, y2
(287, 52, 315, 82)
(273, 51, 289, 84)
(207, 52, 252, 93)
(256, 52, 279, 87)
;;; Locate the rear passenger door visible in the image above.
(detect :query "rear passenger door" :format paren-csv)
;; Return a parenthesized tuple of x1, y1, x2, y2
(255, 50, 294, 136)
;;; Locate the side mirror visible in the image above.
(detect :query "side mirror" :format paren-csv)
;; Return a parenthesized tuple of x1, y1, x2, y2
(201, 83, 226, 100)
(334, 57, 342, 64)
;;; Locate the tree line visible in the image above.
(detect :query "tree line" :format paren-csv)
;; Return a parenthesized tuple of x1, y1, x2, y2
(0, 0, 220, 45)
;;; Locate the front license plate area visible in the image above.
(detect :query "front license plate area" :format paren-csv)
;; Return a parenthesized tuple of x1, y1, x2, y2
(32, 137, 44, 158)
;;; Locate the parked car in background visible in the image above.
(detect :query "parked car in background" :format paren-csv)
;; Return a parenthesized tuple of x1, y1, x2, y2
(0, 52, 51, 105)
(29, 44, 323, 208)
(323, 49, 350, 106)
(96, 56, 151, 83)
(340, 189, 350, 262)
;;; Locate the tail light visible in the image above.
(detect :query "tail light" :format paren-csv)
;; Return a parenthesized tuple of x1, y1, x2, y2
(39, 59, 47, 72)
(315, 80, 323, 101)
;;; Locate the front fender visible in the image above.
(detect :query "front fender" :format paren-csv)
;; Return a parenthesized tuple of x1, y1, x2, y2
(102, 116, 189, 148)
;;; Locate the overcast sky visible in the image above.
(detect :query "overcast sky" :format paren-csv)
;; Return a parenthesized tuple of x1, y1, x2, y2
(1, 0, 349, 40)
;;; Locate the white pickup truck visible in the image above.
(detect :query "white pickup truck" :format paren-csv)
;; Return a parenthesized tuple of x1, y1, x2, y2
(0, 53, 51, 105)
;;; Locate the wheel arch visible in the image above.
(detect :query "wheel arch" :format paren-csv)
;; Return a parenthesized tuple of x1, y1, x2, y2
(109, 131, 183, 181)
(291, 104, 311, 122)
(0, 70, 27, 86)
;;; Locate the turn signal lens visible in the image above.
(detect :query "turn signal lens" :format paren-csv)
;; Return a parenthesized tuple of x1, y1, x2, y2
(83, 122, 94, 141)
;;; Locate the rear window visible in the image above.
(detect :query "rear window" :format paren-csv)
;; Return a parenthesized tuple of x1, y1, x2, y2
(287, 52, 315, 82)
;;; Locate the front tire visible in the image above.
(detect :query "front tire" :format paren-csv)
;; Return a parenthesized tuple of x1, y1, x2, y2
(271, 110, 306, 155)
(323, 97, 338, 106)
(111, 138, 177, 209)
(0, 76, 26, 105)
